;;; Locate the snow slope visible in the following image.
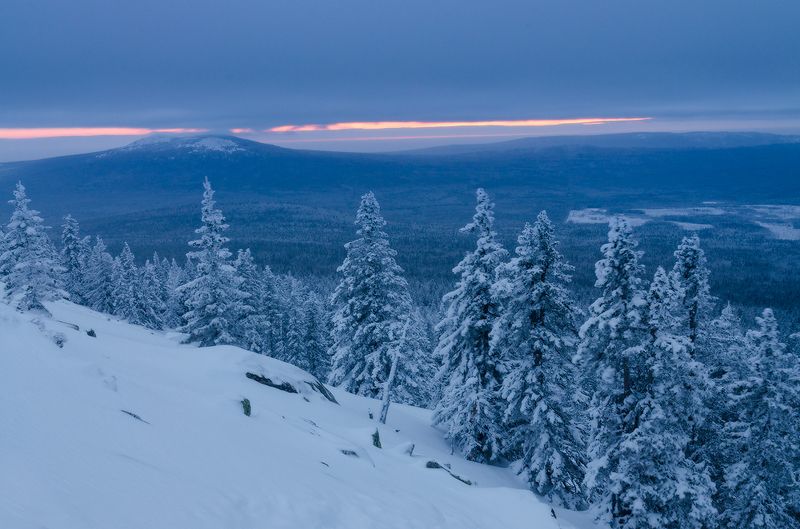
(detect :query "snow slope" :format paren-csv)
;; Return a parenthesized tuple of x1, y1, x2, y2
(0, 300, 585, 529)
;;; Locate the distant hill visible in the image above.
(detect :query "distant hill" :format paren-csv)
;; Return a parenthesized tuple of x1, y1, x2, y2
(2, 132, 799, 220)
(399, 131, 800, 156)
(1, 132, 799, 312)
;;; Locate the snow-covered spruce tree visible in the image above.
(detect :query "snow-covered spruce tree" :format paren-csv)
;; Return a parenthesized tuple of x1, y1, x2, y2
(669, 235, 714, 439)
(328, 192, 430, 406)
(150, 253, 173, 319)
(0, 182, 65, 312)
(298, 288, 332, 380)
(577, 217, 647, 514)
(491, 211, 586, 507)
(153, 252, 166, 277)
(432, 189, 508, 462)
(607, 267, 715, 529)
(110, 244, 138, 319)
(83, 236, 116, 314)
(670, 234, 721, 519)
(671, 234, 714, 347)
(377, 307, 436, 409)
(277, 278, 333, 380)
(179, 178, 250, 346)
(234, 248, 272, 353)
(141, 259, 168, 328)
(264, 267, 287, 355)
(283, 275, 308, 364)
(280, 278, 334, 380)
(110, 244, 164, 328)
(60, 214, 90, 304)
(162, 258, 188, 328)
(698, 303, 750, 512)
(395, 308, 436, 406)
(701, 302, 747, 381)
(720, 308, 800, 529)
(269, 272, 291, 361)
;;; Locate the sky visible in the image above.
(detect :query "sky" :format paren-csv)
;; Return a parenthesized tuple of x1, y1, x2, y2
(1, 0, 799, 161)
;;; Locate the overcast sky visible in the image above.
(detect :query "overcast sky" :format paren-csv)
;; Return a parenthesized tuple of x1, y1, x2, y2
(1, 0, 799, 160)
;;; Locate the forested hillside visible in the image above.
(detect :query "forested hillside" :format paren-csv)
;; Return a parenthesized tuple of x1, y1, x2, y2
(2, 176, 798, 528)
(2, 133, 800, 315)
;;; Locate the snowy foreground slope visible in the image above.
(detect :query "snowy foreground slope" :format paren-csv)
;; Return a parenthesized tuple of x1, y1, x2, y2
(0, 301, 589, 529)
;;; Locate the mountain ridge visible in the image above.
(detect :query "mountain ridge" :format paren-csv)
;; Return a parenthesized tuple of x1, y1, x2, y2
(0, 132, 799, 310)
(395, 131, 800, 156)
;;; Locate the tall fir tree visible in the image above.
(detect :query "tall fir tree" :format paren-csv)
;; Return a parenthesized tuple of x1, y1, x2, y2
(432, 189, 508, 463)
(698, 303, 749, 513)
(283, 275, 308, 364)
(179, 178, 249, 346)
(670, 234, 716, 511)
(83, 236, 116, 314)
(140, 259, 168, 328)
(393, 308, 436, 406)
(152, 254, 174, 325)
(671, 234, 714, 347)
(671, 236, 713, 362)
(578, 217, 648, 517)
(260, 266, 285, 358)
(720, 309, 800, 529)
(234, 248, 272, 353)
(491, 211, 586, 507)
(701, 302, 747, 380)
(163, 258, 188, 328)
(327, 192, 420, 403)
(0, 182, 65, 312)
(298, 288, 332, 380)
(110, 244, 164, 328)
(60, 214, 90, 304)
(269, 273, 291, 361)
(606, 267, 715, 529)
(110, 243, 140, 320)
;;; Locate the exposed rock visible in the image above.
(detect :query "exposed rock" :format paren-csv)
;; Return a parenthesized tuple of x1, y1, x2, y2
(121, 410, 149, 424)
(425, 460, 472, 486)
(372, 429, 382, 448)
(246, 372, 297, 393)
(245, 371, 338, 404)
(304, 380, 338, 404)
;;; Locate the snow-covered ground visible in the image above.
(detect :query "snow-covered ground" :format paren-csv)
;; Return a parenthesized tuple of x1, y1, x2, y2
(669, 221, 713, 231)
(566, 204, 800, 239)
(754, 221, 800, 240)
(565, 209, 649, 227)
(115, 135, 245, 154)
(0, 300, 588, 529)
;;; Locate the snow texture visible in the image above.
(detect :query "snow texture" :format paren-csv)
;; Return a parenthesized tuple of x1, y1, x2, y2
(0, 298, 586, 529)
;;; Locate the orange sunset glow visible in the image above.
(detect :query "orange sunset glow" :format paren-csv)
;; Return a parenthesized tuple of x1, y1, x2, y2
(0, 127, 208, 139)
(268, 117, 651, 133)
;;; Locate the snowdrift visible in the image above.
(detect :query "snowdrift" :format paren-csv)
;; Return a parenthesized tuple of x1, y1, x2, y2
(0, 300, 584, 529)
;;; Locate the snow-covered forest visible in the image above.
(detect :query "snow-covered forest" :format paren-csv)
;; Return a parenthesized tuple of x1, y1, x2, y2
(2, 179, 798, 529)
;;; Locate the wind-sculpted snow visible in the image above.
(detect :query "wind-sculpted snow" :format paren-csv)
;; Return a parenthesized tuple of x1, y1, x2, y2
(0, 300, 586, 529)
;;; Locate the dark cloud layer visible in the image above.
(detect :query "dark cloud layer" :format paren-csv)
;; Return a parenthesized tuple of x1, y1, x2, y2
(1, 0, 798, 158)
